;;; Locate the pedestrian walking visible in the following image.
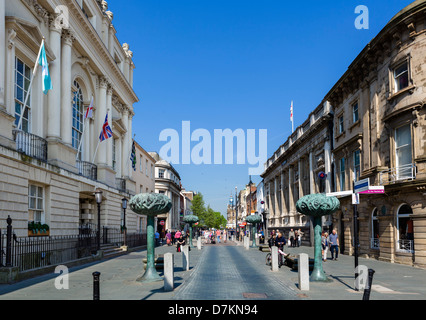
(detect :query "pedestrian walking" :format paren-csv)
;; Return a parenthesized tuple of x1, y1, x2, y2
(176, 235, 185, 252)
(329, 229, 339, 260)
(322, 232, 329, 261)
(216, 229, 221, 243)
(223, 229, 227, 243)
(175, 229, 182, 243)
(155, 231, 160, 247)
(166, 230, 172, 246)
(297, 229, 303, 247)
(289, 229, 295, 247)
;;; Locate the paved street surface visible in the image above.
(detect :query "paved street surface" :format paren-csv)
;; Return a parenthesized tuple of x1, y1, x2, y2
(1, 239, 426, 301)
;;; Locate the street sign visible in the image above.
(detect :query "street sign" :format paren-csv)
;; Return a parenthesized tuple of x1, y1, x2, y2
(352, 193, 360, 205)
(359, 186, 385, 194)
(354, 178, 370, 193)
(326, 190, 353, 197)
(160, 220, 165, 226)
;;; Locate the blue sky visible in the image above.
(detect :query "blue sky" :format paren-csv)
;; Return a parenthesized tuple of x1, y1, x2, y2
(112, 0, 414, 215)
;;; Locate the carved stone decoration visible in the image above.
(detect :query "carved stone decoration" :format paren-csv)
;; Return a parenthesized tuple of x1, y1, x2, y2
(130, 193, 172, 283)
(7, 29, 17, 49)
(105, 11, 113, 21)
(296, 194, 340, 282)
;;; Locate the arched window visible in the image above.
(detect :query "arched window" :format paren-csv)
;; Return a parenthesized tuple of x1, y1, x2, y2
(371, 208, 379, 249)
(72, 80, 84, 159)
(397, 204, 414, 252)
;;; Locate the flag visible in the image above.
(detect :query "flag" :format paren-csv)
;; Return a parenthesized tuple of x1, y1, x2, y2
(99, 114, 113, 142)
(85, 96, 94, 119)
(39, 41, 52, 95)
(130, 141, 136, 171)
(290, 101, 293, 122)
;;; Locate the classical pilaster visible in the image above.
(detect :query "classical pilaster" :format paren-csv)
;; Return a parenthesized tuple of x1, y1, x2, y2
(0, 0, 5, 109)
(60, 29, 74, 146)
(280, 171, 285, 218)
(96, 76, 108, 166)
(121, 107, 129, 177)
(5, 28, 16, 116)
(288, 166, 294, 214)
(106, 84, 113, 168)
(47, 15, 62, 140)
(309, 150, 314, 194)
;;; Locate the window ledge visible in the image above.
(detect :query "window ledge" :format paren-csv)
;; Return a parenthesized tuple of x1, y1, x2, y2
(387, 85, 416, 101)
(349, 120, 361, 132)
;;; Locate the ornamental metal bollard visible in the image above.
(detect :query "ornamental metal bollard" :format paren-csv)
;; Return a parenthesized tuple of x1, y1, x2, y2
(6, 216, 13, 267)
(362, 269, 375, 300)
(93, 271, 101, 300)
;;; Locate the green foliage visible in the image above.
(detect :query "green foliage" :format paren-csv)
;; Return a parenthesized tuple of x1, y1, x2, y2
(191, 193, 227, 229)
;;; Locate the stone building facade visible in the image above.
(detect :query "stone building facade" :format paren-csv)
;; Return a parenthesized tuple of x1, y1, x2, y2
(149, 152, 182, 233)
(261, 102, 334, 245)
(326, 0, 426, 268)
(0, 0, 138, 236)
(262, 0, 426, 267)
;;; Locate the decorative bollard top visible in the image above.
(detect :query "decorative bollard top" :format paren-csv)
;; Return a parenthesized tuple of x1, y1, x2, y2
(245, 214, 262, 224)
(183, 214, 199, 224)
(129, 193, 172, 216)
(296, 194, 340, 217)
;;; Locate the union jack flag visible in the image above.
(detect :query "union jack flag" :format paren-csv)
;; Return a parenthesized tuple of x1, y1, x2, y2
(99, 114, 113, 142)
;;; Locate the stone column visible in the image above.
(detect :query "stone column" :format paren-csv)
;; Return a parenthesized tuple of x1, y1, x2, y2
(0, 0, 5, 109)
(5, 29, 16, 116)
(274, 176, 278, 221)
(47, 17, 62, 140)
(378, 215, 395, 263)
(411, 203, 426, 268)
(96, 76, 108, 165)
(106, 85, 113, 168)
(288, 166, 294, 214)
(121, 107, 129, 176)
(60, 29, 74, 146)
(324, 139, 331, 194)
(309, 150, 314, 194)
(280, 171, 285, 218)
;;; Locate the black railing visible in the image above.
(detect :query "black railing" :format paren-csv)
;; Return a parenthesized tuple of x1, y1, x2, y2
(0, 218, 147, 273)
(13, 130, 48, 162)
(77, 161, 98, 180)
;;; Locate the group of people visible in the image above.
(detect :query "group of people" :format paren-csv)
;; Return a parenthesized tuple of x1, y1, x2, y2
(321, 229, 339, 261)
(202, 229, 227, 244)
(154, 229, 190, 252)
(269, 229, 304, 247)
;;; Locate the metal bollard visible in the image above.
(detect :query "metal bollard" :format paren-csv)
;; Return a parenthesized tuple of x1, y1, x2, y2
(93, 271, 101, 300)
(362, 269, 375, 300)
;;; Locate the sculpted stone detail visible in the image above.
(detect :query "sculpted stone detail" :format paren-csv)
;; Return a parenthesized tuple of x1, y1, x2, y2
(129, 193, 172, 216)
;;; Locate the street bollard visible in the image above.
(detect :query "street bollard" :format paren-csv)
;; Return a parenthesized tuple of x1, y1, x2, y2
(164, 253, 174, 292)
(92, 271, 101, 300)
(362, 269, 375, 300)
(298, 253, 310, 291)
(271, 246, 279, 272)
(182, 245, 190, 271)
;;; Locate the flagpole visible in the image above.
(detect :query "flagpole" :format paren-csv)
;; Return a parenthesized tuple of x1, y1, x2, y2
(17, 38, 45, 131)
(76, 96, 94, 161)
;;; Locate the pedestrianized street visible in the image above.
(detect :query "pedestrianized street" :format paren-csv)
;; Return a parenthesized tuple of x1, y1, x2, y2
(1, 239, 426, 301)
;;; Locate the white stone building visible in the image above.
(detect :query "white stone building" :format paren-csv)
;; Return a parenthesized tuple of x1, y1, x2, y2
(149, 152, 182, 233)
(0, 0, 138, 236)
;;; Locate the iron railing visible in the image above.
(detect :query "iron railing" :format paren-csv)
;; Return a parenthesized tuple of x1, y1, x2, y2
(76, 160, 98, 180)
(370, 238, 380, 250)
(379, 163, 417, 185)
(397, 239, 414, 253)
(13, 130, 48, 162)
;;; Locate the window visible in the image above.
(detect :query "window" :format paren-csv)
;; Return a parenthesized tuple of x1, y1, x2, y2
(352, 102, 359, 123)
(371, 208, 379, 249)
(112, 138, 116, 171)
(339, 115, 344, 134)
(72, 81, 84, 157)
(151, 164, 153, 179)
(340, 158, 346, 191)
(29, 184, 44, 223)
(139, 155, 142, 172)
(395, 124, 412, 179)
(394, 62, 409, 93)
(145, 159, 148, 176)
(15, 58, 32, 132)
(397, 204, 414, 252)
(353, 150, 361, 182)
(159, 169, 165, 179)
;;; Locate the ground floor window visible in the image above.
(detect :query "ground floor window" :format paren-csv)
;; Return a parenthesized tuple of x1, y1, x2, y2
(28, 184, 44, 224)
(371, 208, 379, 249)
(397, 204, 414, 252)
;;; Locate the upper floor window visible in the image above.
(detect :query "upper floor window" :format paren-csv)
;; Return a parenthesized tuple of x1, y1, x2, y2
(145, 159, 148, 176)
(15, 58, 32, 133)
(352, 102, 359, 123)
(395, 124, 412, 179)
(353, 149, 361, 182)
(72, 81, 84, 157)
(394, 62, 409, 93)
(340, 158, 346, 191)
(339, 115, 344, 134)
(159, 169, 165, 179)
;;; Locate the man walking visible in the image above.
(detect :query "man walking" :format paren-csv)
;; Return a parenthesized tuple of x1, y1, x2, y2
(329, 229, 339, 260)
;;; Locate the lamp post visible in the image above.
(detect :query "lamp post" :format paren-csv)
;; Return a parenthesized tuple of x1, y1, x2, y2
(94, 189, 103, 252)
(235, 187, 239, 241)
(122, 197, 128, 248)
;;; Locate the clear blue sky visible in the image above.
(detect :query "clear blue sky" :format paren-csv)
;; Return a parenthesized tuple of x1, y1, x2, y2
(112, 0, 413, 215)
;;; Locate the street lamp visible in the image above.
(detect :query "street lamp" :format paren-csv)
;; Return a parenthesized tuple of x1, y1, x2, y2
(94, 189, 103, 252)
(122, 197, 128, 248)
(235, 186, 239, 241)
